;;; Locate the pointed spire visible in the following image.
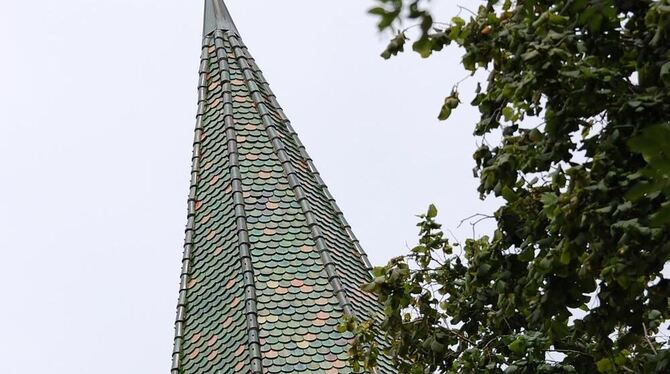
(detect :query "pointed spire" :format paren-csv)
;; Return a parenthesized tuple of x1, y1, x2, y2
(172, 2, 398, 372)
(203, 0, 238, 36)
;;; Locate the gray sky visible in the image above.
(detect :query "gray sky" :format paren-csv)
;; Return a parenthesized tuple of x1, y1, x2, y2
(0, 1, 496, 372)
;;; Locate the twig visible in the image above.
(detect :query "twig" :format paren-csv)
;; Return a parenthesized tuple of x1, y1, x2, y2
(445, 228, 461, 246)
(548, 348, 590, 357)
(401, 21, 452, 34)
(453, 73, 474, 90)
(457, 213, 495, 228)
(457, 5, 477, 16)
(642, 323, 658, 355)
(445, 327, 476, 346)
(471, 215, 494, 226)
(481, 337, 497, 352)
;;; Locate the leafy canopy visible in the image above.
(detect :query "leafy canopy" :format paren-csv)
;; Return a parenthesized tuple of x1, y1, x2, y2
(345, 0, 670, 373)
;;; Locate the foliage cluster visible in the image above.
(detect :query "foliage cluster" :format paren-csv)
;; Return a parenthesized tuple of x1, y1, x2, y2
(346, 1, 670, 372)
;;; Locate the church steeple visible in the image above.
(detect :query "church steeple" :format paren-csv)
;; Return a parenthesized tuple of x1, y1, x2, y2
(172, 2, 395, 372)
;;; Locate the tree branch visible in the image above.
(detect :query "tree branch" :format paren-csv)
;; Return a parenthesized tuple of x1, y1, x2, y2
(642, 323, 658, 355)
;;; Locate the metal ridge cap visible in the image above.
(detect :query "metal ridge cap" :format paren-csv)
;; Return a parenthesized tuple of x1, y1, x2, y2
(225, 33, 357, 319)
(211, 30, 263, 374)
(171, 39, 212, 374)
(239, 47, 375, 273)
(204, 0, 239, 36)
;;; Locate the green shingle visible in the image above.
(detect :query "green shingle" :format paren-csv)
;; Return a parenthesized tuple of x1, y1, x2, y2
(172, 1, 396, 373)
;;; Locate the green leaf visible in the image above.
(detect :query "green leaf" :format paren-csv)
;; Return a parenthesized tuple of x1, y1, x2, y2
(518, 248, 535, 262)
(541, 193, 560, 219)
(427, 204, 437, 218)
(508, 337, 525, 354)
(625, 182, 659, 201)
(361, 280, 378, 293)
(559, 249, 571, 264)
(596, 358, 613, 373)
(648, 309, 662, 320)
(650, 202, 670, 226)
(661, 62, 670, 85)
(478, 263, 492, 275)
(368, 7, 386, 16)
(502, 106, 514, 122)
(541, 193, 559, 207)
(550, 320, 569, 338)
(336, 323, 348, 333)
(380, 32, 407, 59)
(430, 340, 445, 353)
(451, 16, 465, 27)
(377, 8, 401, 30)
(528, 128, 542, 142)
(438, 103, 452, 120)
(501, 186, 518, 202)
(628, 123, 670, 165)
(521, 50, 540, 61)
(412, 38, 433, 58)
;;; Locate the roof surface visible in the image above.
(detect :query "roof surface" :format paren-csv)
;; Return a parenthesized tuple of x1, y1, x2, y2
(171, 1, 395, 373)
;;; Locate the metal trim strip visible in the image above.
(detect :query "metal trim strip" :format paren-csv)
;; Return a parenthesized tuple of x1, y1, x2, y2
(227, 33, 357, 318)
(171, 38, 212, 374)
(213, 29, 263, 374)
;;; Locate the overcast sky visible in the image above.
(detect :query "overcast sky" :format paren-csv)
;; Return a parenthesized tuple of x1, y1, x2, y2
(0, 1, 496, 372)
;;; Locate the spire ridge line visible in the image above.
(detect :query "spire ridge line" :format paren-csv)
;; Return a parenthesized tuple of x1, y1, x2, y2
(212, 29, 263, 374)
(226, 33, 357, 318)
(238, 45, 375, 272)
(171, 40, 212, 374)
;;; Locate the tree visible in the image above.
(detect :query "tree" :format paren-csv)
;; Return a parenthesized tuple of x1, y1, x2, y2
(344, 1, 670, 373)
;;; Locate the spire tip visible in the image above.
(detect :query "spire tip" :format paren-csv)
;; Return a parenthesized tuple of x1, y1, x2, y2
(204, 0, 238, 36)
